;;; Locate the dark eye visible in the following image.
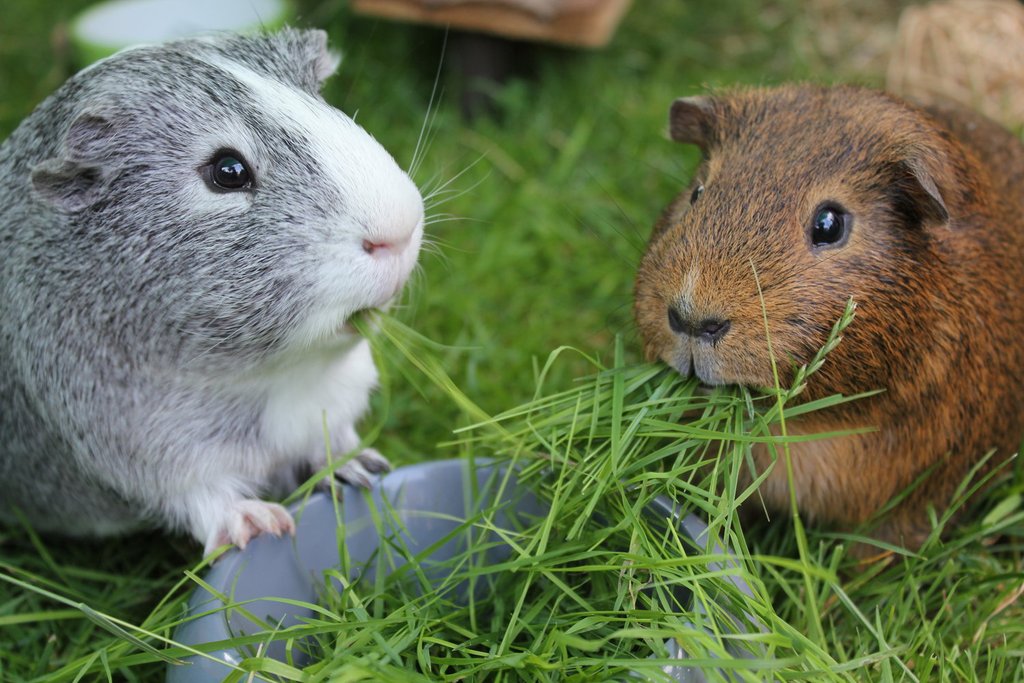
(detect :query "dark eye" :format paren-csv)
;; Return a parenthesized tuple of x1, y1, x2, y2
(204, 150, 252, 191)
(810, 204, 850, 247)
(690, 183, 704, 205)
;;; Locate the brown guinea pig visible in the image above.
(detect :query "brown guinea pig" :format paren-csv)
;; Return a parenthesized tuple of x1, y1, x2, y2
(634, 84, 1024, 554)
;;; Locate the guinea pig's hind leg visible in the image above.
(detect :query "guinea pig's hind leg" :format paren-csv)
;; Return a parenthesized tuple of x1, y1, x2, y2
(334, 447, 390, 488)
(317, 425, 391, 489)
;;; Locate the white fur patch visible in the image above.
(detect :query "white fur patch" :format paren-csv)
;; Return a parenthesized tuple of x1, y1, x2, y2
(680, 266, 700, 307)
(259, 338, 377, 456)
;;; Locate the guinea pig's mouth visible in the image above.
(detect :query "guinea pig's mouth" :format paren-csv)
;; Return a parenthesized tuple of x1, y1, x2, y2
(679, 371, 745, 397)
(667, 348, 726, 388)
(660, 354, 791, 401)
(340, 308, 379, 335)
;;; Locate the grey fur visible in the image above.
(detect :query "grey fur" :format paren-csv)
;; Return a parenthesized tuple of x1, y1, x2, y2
(0, 29, 424, 549)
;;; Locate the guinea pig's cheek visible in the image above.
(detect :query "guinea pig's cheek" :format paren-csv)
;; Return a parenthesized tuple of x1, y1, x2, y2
(635, 303, 677, 364)
(721, 342, 783, 389)
(184, 178, 251, 214)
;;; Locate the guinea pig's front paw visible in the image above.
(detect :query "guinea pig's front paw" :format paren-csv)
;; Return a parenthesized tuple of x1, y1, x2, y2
(204, 499, 296, 556)
(334, 448, 391, 488)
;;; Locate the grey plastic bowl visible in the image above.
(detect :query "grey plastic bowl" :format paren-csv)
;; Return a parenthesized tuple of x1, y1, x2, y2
(168, 458, 762, 682)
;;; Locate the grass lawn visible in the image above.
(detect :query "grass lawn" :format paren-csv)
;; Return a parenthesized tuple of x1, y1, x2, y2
(2, 0, 1023, 681)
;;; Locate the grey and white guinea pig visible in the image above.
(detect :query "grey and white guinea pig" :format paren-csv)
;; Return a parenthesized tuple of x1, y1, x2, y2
(0, 29, 424, 554)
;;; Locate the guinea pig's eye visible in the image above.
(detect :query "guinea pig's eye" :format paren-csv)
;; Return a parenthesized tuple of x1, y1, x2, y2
(203, 150, 253, 192)
(690, 183, 705, 205)
(810, 203, 850, 247)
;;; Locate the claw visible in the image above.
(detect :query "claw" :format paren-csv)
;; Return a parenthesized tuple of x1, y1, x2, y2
(334, 448, 391, 488)
(204, 499, 296, 556)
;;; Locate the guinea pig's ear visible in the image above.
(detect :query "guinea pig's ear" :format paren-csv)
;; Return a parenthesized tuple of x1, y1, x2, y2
(897, 155, 950, 226)
(290, 28, 341, 91)
(669, 96, 716, 151)
(31, 113, 116, 212)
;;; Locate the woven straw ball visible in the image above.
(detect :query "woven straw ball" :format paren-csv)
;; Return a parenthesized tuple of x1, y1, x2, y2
(887, 0, 1024, 130)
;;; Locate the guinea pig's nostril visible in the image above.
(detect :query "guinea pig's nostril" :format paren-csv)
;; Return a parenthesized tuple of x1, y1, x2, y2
(696, 318, 731, 343)
(667, 306, 688, 334)
(362, 239, 388, 254)
(667, 306, 731, 343)
(363, 233, 414, 256)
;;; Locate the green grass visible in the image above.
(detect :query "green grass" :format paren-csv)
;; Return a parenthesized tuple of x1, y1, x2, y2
(2, 0, 1023, 681)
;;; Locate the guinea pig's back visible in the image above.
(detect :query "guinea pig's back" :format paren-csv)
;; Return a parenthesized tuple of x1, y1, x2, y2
(924, 100, 1024, 217)
(923, 100, 1024, 457)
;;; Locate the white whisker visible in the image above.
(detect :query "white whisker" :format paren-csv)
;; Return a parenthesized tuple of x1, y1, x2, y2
(421, 155, 487, 206)
(409, 31, 448, 180)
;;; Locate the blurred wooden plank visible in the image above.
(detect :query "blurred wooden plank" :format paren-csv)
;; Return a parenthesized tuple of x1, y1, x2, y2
(351, 0, 633, 47)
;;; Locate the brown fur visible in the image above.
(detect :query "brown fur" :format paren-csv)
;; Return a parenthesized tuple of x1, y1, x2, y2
(635, 84, 1024, 552)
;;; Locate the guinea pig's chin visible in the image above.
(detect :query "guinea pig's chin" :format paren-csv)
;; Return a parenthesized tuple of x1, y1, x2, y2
(284, 306, 375, 351)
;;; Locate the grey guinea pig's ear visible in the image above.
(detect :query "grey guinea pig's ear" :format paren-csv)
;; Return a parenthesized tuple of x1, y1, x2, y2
(286, 28, 341, 91)
(669, 96, 716, 151)
(31, 113, 116, 212)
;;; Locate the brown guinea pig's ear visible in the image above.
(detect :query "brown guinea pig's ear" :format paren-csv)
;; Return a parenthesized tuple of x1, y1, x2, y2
(669, 97, 716, 151)
(899, 155, 950, 226)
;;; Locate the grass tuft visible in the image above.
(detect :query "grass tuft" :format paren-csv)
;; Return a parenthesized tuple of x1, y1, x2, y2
(1, 1, 1022, 681)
